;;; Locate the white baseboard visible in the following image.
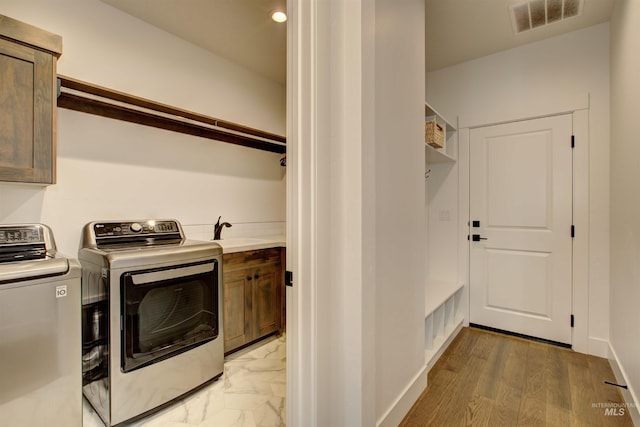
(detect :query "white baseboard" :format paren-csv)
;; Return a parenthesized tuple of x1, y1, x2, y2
(608, 343, 640, 425)
(376, 365, 427, 427)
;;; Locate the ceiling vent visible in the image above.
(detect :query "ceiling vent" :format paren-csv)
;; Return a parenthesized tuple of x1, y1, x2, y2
(510, 0, 584, 34)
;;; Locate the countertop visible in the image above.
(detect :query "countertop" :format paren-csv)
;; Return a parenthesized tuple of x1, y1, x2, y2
(213, 235, 286, 254)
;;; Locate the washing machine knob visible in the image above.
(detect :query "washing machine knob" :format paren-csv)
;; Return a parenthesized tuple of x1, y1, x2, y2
(130, 223, 142, 233)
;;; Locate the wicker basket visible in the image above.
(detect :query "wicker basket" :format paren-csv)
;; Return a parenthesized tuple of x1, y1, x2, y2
(425, 119, 444, 149)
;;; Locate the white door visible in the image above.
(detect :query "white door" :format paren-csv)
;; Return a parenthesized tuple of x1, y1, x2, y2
(469, 114, 573, 345)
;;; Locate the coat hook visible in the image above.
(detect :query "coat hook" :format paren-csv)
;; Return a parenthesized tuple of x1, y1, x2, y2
(425, 169, 431, 180)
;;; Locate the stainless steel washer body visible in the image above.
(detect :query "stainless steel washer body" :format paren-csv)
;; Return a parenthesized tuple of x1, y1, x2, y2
(0, 224, 82, 427)
(79, 219, 223, 426)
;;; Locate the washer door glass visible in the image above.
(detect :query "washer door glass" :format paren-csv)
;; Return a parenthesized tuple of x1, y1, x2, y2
(121, 260, 218, 372)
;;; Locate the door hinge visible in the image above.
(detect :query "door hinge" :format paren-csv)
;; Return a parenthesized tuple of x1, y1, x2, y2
(571, 225, 575, 238)
(570, 314, 575, 328)
(571, 135, 575, 148)
(285, 270, 293, 287)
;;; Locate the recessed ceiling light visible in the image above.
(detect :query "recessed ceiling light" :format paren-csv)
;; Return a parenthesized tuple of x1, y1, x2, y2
(271, 10, 287, 23)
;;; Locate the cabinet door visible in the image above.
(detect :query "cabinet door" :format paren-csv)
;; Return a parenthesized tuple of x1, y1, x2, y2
(251, 264, 280, 339)
(0, 38, 55, 184)
(222, 269, 251, 353)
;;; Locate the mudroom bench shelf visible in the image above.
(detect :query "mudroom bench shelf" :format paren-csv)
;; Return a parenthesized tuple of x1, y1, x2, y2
(425, 280, 464, 371)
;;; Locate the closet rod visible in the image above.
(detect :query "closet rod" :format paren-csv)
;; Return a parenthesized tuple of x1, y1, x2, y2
(56, 75, 286, 154)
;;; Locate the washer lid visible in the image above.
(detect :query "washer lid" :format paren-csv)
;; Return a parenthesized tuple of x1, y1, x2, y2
(0, 257, 70, 283)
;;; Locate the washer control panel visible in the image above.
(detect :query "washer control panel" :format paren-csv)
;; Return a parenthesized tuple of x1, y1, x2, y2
(0, 225, 44, 245)
(93, 220, 180, 238)
(0, 224, 52, 262)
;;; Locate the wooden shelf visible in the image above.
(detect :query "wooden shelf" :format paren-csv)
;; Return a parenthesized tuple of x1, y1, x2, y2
(57, 75, 286, 154)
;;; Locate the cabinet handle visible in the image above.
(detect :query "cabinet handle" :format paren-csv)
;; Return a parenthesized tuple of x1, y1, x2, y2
(254, 274, 260, 279)
(247, 276, 252, 281)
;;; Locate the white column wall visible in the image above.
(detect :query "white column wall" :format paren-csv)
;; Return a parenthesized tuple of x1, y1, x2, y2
(286, 0, 374, 424)
(287, 0, 427, 425)
(374, 0, 427, 425)
(609, 0, 640, 418)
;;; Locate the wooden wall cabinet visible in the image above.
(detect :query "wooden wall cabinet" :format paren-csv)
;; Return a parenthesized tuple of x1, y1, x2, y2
(0, 15, 62, 184)
(222, 248, 283, 354)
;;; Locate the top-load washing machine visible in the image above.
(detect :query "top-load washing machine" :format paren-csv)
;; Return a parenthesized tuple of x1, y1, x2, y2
(0, 223, 82, 427)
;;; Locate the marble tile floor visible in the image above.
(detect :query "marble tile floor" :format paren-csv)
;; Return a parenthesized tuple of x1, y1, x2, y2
(83, 335, 286, 427)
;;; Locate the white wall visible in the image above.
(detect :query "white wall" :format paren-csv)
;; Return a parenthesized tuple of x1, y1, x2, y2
(287, 0, 426, 424)
(609, 0, 640, 416)
(0, 0, 286, 255)
(285, 0, 375, 424)
(427, 23, 611, 355)
(374, 0, 427, 424)
(426, 161, 458, 282)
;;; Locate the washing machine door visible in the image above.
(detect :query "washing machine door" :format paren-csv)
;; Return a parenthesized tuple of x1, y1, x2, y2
(121, 259, 219, 372)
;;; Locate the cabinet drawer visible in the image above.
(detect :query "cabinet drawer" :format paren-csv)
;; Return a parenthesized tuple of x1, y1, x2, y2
(223, 248, 281, 271)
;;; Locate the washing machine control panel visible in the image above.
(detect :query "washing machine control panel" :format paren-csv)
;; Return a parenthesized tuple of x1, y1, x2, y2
(0, 225, 43, 245)
(93, 220, 181, 238)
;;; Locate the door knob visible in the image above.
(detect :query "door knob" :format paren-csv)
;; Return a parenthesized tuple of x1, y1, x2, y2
(472, 234, 488, 241)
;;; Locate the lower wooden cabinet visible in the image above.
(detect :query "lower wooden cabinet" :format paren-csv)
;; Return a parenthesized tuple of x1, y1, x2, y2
(222, 248, 283, 354)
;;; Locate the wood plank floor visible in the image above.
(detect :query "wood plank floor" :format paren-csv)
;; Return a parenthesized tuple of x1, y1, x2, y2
(400, 327, 634, 426)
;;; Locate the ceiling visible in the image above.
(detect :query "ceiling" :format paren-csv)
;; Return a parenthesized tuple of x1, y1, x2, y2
(100, 0, 614, 84)
(425, 0, 615, 71)
(100, 0, 287, 84)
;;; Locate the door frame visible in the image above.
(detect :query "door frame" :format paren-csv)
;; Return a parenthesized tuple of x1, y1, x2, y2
(467, 113, 574, 345)
(457, 94, 590, 354)
(285, 0, 376, 425)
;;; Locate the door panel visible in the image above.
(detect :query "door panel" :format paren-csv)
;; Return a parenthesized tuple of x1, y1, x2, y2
(485, 249, 551, 317)
(486, 133, 551, 228)
(222, 270, 250, 352)
(252, 265, 279, 338)
(470, 114, 572, 345)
